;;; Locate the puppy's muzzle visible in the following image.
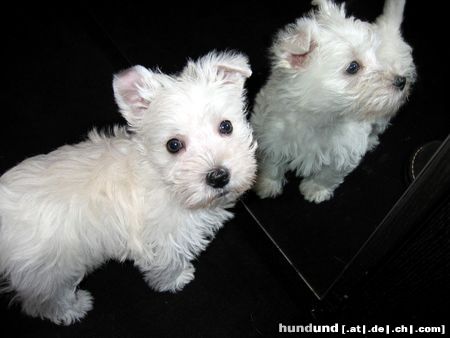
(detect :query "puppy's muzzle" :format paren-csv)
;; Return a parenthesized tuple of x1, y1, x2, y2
(206, 167, 230, 189)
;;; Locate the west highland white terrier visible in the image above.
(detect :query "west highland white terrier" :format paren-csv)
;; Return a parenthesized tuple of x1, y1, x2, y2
(251, 0, 416, 203)
(0, 51, 257, 325)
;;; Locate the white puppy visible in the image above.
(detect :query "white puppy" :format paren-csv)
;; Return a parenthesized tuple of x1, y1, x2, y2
(252, 0, 416, 203)
(0, 51, 256, 325)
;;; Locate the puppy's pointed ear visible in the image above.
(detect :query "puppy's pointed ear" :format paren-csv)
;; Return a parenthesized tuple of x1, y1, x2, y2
(113, 65, 162, 126)
(312, 0, 347, 18)
(183, 51, 252, 88)
(272, 19, 317, 69)
(215, 53, 252, 88)
(376, 0, 406, 30)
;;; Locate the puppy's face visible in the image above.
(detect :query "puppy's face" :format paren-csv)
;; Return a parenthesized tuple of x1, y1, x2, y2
(113, 52, 257, 209)
(271, 0, 416, 120)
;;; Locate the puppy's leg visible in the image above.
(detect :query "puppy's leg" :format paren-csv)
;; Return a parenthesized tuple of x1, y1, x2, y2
(15, 273, 92, 325)
(254, 155, 287, 198)
(368, 118, 390, 151)
(137, 255, 195, 293)
(367, 134, 380, 151)
(299, 165, 354, 203)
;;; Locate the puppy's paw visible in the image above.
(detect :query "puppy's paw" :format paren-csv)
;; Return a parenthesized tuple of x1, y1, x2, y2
(154, 264, 196, 293)
(48, 289, 94, 326)
(367, 135, 380, 152)
(299, 180, 333, 203)
(254, 176, 283, 199)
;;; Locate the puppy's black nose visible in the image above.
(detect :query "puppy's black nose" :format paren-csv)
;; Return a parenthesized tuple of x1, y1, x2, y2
(206, 167, 230, 189)
(393, 76, 406, 90)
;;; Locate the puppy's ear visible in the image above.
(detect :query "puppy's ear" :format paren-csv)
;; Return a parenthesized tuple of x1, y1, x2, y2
(113, 65, 162, 126)
(183, 51, 252, 88)
(312, 0, 347, 18)
(272, 19, 317, 69)
(215, 52, 252, 88)
(376, 0, 406, 31)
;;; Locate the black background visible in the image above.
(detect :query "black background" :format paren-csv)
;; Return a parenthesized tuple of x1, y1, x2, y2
(1, 1, 448, 336)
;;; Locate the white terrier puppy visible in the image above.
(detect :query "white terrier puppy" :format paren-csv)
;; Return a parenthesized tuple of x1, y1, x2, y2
(0, 51, 256, 325)
(252, 0, 416, 203)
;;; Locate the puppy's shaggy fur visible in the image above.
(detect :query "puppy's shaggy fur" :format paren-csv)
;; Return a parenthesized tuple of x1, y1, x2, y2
(252, 0, 416, 203)
(0, 51, 257, 325)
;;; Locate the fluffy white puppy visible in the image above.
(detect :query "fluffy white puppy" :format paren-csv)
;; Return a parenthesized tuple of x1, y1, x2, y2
(252, 0, 416, 203)
(0, 51, 256, 325)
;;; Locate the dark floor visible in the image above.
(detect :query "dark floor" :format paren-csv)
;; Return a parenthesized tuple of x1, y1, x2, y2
(1, 1, 449, 336)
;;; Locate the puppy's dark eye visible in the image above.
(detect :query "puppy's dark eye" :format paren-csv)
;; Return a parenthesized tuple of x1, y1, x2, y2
(166, 138, 183, 153)
(346, 61, 360, 75)
(219, 120, 233, 135)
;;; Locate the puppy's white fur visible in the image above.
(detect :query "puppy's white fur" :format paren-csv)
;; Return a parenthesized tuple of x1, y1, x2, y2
(0, 51, 256, 325)
(252, 0, 416, 203)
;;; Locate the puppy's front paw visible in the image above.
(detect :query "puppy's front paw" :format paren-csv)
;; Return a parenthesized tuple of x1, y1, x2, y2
(58, 290, 94, 326)
(367, 135, 380, 152)
(254, 176, 283, 199)
(152, 264, 196, 293)
(40, 289, 93, 326)
(299, 180, 333, 203)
